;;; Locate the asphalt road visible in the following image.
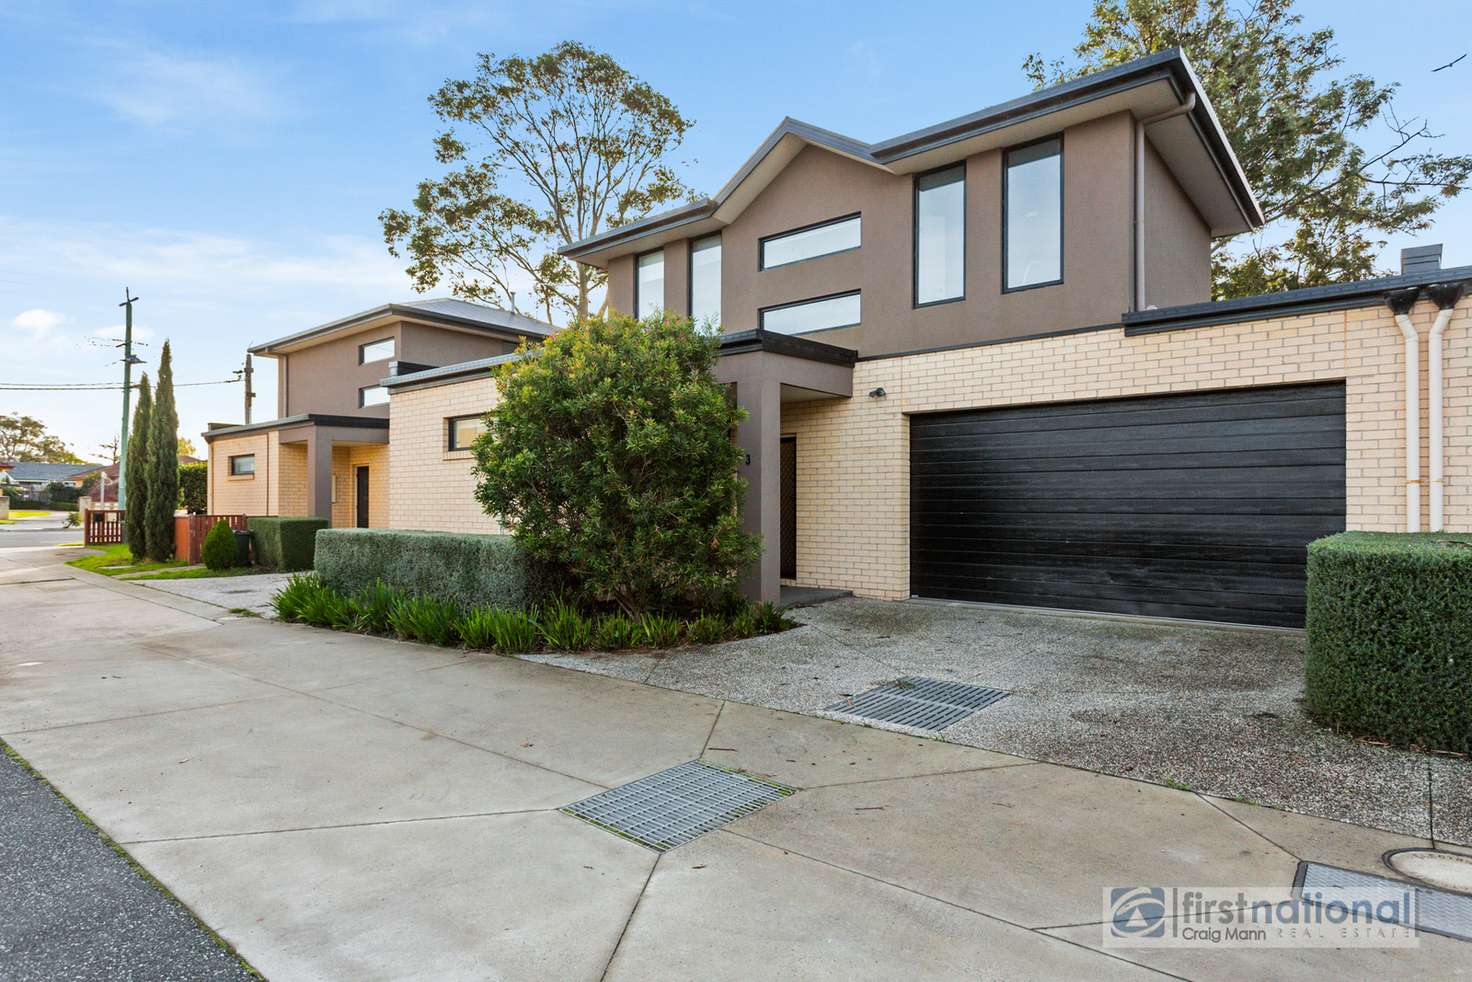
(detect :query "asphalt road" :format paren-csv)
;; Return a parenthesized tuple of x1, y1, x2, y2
(0, 744, 257, 981)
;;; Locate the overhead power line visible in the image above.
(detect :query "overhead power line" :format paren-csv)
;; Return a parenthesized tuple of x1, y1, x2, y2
(0, 378, 242, 391)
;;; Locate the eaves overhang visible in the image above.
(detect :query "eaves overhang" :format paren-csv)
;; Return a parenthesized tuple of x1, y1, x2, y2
(249, 302, 551, 357)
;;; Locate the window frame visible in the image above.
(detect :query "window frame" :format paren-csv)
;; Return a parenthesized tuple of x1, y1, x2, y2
(446, 413, 485, 452)
(758, 289, 862, 337)
(358, 337, 395, 365)
(758, 212, 862, 271)
(686, 233, 722, 326)
(633, 247, 665, 320)
(1001, 133, 1065, 294)
(912, 162, 967, 308)
(358, 384, 389, 408)
(228, 453, 256, 477)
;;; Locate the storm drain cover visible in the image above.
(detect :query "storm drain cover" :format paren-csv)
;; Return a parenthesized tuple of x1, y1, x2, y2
(560, 760, 795, 852)
(1296, 861, 1472, 942)
(825, 676, 1009, 731)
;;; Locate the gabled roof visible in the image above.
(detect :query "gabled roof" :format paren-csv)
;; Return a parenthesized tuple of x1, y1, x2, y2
(249, 298, 552, 356)
(2, 461, 102, 484)
(561, 49, 1262, 267)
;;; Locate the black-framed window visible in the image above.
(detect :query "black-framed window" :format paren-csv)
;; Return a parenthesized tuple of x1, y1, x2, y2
(914, 164, 965, 305)
(688, 234, 722, 328)
(634, 249, 664, 320)
(1004, 136, 1063, 291)
(759, 214, 860, 270)
(359, 337, 394, 364)
(359, 384, 389, 407)
(447, 414, 485, 451)
(759, 291, 861, 336)
(228, 454, 255, 477)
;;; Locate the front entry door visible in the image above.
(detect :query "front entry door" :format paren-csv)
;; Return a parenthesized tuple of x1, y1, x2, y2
(355, 466, 370, 528)
(779, 436, 796, 579)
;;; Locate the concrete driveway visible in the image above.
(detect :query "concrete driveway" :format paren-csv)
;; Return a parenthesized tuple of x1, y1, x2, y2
(1, 548, 1468, 979)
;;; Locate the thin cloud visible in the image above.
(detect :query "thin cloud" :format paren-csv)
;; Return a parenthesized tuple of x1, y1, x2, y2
(11, 308, 64, 336)
(88, 46, 284, 129)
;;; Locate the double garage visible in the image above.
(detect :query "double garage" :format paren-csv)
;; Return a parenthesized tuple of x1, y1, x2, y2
(909, 381, 1347, 628)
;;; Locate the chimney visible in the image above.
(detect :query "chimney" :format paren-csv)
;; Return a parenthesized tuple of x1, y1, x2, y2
(1401, 243, 1443, 275)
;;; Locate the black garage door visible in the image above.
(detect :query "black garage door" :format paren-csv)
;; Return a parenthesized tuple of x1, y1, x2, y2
(910, 382, 1346, 627)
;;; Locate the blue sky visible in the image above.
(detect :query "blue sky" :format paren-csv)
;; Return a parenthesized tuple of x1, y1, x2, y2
(3, 0, 1469, 459)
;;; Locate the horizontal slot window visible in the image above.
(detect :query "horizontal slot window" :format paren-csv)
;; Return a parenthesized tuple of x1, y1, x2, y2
(229, 454, 255, 477)
(359, 385, 389, 407)
(760, 215, 860, 270)
(359, 337, 394, 364)
(760, 291, 861, 336)
(447, 414, 485, 452)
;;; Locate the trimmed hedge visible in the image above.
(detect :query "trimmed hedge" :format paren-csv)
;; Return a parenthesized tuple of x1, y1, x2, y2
(315, 528, 533, 610)
(1304, 532, 1472, 754)
(248, 516, 328, 572)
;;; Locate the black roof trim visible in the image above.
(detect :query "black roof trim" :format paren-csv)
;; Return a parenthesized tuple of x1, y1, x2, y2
(719, 328, 858, 367)
(1123, 265, 1472, 336)
(202, 414, 390, 440)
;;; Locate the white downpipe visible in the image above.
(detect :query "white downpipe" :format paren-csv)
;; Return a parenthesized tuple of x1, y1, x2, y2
(1134, 94, 1197, 311)
(1393, 311, 1422, 532)
(1428, 305, 1456, 531)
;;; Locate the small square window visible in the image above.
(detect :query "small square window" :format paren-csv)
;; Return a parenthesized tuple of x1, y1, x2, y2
(360, 337, 395, 364)
(447, 414, 486, 451)
(359, 385, 389, 407)
(229, 454, 255, 477)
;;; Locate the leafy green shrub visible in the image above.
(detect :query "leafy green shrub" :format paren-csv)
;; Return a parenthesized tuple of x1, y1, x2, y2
(249, 517, 328, 572)
(639, 613, 683, 649)
(177, 461, 208, 514)
(349, 581, 401, 635)
(389, 595, 462, 646)
(685, 614, 727, 645)
(315, 528, 534, 610)
(201, 519, 236, 571)
(1305, 532, 1472, 754)
(456, 606, 501, 650)
(272, 573, 336, 622)
(540, 600, 593, 650)
(593, 614, 640, 651)
(750, 601, 795, 635)
(65, 511, 79, 528)
(456, 606, 541, 653)
(473, 313, 759, 613)
(727, 606, 757, 640)
(301, 584, 351, 629)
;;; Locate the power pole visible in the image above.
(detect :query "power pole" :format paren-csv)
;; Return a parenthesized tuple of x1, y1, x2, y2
(243, 353, 255, 424)
(116, 289, 144, 510)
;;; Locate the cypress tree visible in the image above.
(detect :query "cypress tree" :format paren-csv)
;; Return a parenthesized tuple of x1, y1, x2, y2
(123, 374, 152, 560)
(145, 342, 180, 562)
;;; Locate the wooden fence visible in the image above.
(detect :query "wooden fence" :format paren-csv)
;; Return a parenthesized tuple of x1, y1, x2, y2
(175, 514, 249, 565)
(83, 509, 126, 546)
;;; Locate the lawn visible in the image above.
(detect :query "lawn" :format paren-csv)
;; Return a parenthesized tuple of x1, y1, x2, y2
(66, 544, 186, 577)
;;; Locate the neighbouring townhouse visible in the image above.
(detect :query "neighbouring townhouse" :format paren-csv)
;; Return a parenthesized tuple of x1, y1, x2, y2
(375, 48, 1470, 628)
(202, 298, 549, 529)
(0, 461, 102, 500)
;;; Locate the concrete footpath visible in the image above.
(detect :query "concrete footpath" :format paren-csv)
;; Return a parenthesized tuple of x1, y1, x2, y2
(1, 543, 1467, 980)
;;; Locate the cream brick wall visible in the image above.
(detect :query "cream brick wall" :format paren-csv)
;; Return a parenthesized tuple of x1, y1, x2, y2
(207, 432, 272, 516)
(388, 377, 504, 534)
(384, 298, 1471, 601)
(781, 297, 1472, 599)
(335, 444, 390, 527)
(276, 443, 308, 516)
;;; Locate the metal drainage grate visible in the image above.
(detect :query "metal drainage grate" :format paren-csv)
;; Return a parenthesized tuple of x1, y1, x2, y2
(561, 760, 795, 852)
(825, 676, 1009, 731)
(1296, 861, 1472, 943)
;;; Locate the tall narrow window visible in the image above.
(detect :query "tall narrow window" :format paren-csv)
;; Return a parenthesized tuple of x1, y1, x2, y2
(688, 235, 722, 329)
(635, 250, 664, 319)
(1004, 137, 1062, 291)
(915, 165, 965, 305)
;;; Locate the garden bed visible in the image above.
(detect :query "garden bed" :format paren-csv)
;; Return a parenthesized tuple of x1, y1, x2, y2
(270, 574, 793, 653)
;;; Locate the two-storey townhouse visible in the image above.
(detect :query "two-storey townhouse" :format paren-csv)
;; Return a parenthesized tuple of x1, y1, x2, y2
(383, 49, 1471, 628)
(202, 298, 548, 529)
